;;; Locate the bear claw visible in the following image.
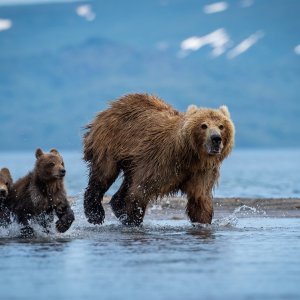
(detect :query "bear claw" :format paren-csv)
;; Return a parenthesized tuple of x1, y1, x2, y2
(85, 204, 105, 225)
(86, 213, 105, 225)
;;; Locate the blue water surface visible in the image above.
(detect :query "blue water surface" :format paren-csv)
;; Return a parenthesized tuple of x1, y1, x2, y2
(0, 149, 300, 300)
(0, 218, 299, 300)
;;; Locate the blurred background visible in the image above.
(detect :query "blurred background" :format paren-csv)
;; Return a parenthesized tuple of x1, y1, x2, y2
(0, 0, 299, 151)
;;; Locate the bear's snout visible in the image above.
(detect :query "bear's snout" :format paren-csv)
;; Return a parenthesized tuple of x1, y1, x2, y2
(0, 188, 7, 198)
(207, 133, 223, 155)
(59, 169, 66, 177)
(211, 134, 222, 146)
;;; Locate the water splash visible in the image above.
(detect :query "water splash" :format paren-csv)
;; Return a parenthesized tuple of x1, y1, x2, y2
(212, 214, 238, 227)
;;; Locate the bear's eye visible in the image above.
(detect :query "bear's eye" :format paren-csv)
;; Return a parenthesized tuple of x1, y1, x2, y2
(48, 162, 55, 168)
(201, 124, 208, 130)
(219, 125, 224, 130)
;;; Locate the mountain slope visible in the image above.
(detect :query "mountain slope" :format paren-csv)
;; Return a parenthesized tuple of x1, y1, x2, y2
(0, 0, 299, 150)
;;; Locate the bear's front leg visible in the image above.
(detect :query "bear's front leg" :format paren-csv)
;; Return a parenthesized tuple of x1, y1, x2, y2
(35, 212, 54, 234)
(55, 204, 75, 233)
(186, 195, 213, 224)
(0, 207, 11, 227)
(17, 215, 35, 237)
(84, 171, 113, 225)
(84, 187, 105, 225)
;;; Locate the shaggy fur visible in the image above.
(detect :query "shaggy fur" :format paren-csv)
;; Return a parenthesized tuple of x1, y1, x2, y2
(83, 94, 235, 225)
(0, 168, 13, 226)
(9, 149, 75, 236)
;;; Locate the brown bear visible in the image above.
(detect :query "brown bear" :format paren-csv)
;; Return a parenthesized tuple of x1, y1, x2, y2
(0, 168, 13, 226)
(83, 93, 235, 226)
(9, 148, 75, 236)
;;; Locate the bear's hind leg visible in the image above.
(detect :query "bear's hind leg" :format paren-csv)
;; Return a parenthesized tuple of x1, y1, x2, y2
(110, 173, 131, 220)
(84, 163, 120, 225)
(116, 185, 149, 226)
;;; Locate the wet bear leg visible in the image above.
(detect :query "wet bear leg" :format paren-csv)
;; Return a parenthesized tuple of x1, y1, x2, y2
(84, 162, 120, 224)
(110, 173, 131, 220)
(35, 212, 54, 234)
(118, 186, 149, 226)
(186, 195, 213, 224)
(17, 215, 34, 237)
(55, 204, 75, 233)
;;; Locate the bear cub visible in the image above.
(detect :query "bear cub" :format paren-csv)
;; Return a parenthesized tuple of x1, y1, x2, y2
(0, 168, 13, 227)
(9, 148, 75, 236)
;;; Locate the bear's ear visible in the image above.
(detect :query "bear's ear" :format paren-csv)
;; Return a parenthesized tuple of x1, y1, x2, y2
(35, 148, 44, 159)
(50, 148, 59, 156)
(186, 104, 198, 114)
(0, 168, 13, 184)
(219, 105, 230, 118)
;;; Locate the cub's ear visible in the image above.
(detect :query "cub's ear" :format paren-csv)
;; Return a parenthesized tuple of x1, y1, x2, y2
(50, 148, 59, 155)
(35, 148, 44, 159)
(0, 168, 13, 184)
(219, 105, 230, 118)
(186, 104, 198, 114)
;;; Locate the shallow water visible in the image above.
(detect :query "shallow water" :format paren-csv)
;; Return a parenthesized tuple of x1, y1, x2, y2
(0, 150, 300, 299)
(0, 216, 300, 300)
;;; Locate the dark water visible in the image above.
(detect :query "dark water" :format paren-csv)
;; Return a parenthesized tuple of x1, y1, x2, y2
(0, 150, 300, 299)
(0, 217, 300, 300)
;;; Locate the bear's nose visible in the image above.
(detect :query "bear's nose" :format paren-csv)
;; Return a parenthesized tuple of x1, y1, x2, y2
(0, 189, 7, 197)
(211, 134, 222, 145)
(60, 169, 66, 176)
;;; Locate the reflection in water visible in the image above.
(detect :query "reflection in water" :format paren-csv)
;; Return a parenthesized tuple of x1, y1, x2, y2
(186, 227, 215, 240)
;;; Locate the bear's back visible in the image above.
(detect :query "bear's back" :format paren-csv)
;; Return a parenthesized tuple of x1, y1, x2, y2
(110, 93, 179, 116)
(84, 94, 182, 162)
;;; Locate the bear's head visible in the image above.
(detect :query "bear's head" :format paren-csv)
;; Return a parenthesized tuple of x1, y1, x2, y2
(35, 148, 66, 181)
(184, 105, 235, 159)
(0, 168, 13, 201)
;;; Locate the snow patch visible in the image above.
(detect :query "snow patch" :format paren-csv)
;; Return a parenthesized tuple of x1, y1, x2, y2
(76, 4, 96, 21)
(227, 30, 264, 59)
(0, 18, 12, 32)
(203, 2, 228, 14)
(294, 45, 300, 55)
(179, 28, 230, 58)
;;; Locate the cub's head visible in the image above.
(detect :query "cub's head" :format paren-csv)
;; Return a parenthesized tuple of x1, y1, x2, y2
(184, 105, 235, 159)
(35, 148, 66, 181)
(0, 168, 13, 201)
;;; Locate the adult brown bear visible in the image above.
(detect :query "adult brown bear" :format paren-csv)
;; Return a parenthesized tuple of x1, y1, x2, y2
(83, 94, 235, 225)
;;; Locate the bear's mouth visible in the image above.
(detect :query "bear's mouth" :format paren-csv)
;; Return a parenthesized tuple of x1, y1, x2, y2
(208, 148, 221, 155)
(53, 174, 65, 179)
(206, 144, 222, 155)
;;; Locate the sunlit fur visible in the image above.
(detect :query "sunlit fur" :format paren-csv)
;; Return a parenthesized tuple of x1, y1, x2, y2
(83, 94, 235, 225)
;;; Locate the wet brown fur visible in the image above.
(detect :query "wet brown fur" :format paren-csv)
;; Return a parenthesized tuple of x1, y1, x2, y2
(0, 168, 13, 226)
(83, 94, 235, 225)
(9, 149, 75, 235)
